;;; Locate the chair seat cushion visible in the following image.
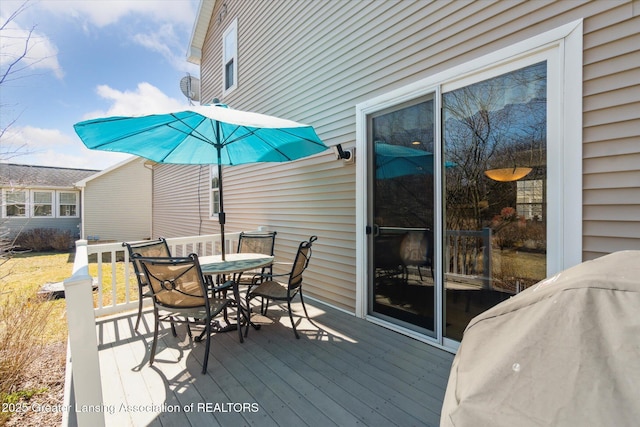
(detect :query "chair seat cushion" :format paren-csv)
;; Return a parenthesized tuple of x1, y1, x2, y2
(249, 280, 289, 300)
(157, 297, 232, 317)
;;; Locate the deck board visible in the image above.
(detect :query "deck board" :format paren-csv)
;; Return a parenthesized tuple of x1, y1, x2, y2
(94, 299, 454, 426)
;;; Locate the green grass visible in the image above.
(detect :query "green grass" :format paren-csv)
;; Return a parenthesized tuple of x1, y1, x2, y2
(0, 251, 136, 424)
(0, 252, 73, 344)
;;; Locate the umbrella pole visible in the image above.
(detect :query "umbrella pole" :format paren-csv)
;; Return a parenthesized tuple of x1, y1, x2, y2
(218, 160, 225, 260)
(216, 129, 226, 261)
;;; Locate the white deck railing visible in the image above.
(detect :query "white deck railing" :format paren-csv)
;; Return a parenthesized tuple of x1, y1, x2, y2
(63, 231, 240, 426)
(87, 232, 240, 317)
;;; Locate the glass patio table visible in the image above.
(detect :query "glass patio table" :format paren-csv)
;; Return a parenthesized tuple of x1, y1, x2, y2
(198, 253, 274, 276)
(198, 253, 274, 334)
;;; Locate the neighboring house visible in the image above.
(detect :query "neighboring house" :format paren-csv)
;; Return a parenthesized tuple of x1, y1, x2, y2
(75, 156, 152, 242)
(151, 1, 639, 352)
(0, 163, 98, 240)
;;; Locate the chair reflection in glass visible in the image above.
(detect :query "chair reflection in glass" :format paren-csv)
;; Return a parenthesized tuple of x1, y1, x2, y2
(401, 229, 434, 281)
(247, 236, 317, 339)
(135, 254, 242, 374)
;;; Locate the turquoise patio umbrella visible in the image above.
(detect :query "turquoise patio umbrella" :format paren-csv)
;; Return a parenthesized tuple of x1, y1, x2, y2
(74, 103, 328, 259)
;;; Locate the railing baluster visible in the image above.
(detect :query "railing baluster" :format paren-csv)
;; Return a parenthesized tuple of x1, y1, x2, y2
(96, 251, 103, 310)
(111, 249, 117, 307)
(83, 232, 242, 316)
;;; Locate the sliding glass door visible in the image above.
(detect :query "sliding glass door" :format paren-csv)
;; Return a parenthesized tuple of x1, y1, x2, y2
(442, 61, 547, 341)
(369, 96, 437, 336)
(366, 62, 549, 345)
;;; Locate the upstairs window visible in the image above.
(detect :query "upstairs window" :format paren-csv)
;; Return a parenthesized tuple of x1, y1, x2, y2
(223, 19, 238, 94)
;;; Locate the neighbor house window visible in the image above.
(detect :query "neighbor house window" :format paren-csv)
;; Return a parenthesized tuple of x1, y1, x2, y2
(210, 166, 221, 217)
(59, 192, 78, 217)
(1, 189, 79, 218)
(32, 191, 54, 217)
(223, 18, 238, 94)
(3, 190, 27, 217)
(517, 179, 544, 220)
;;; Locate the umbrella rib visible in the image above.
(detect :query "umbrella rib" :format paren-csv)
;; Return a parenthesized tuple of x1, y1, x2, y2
(219, 126, 325, 163)
(85, 113, 209, 152)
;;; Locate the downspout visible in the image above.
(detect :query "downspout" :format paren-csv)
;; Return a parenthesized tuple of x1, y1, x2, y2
(75, 181, 86, 240)
(144, 161, 155, 239)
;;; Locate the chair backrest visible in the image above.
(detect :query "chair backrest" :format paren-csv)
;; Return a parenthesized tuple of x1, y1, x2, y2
(288, 236, 318, 290)
(400, 229, 433, 267)
(135, 254, 207, 309)
(124, 238, 171, 286)
(237, 231, 277, 256)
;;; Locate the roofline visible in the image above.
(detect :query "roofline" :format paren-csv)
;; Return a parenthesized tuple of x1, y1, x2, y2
(75, 156, 143, 187)
(1, 162, 100, 173)
(187, 0, 216, 65)
(1, 185, 80, 191)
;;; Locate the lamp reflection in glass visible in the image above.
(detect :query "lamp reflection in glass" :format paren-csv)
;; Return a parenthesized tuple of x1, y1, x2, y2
(484, 167, 532, 182)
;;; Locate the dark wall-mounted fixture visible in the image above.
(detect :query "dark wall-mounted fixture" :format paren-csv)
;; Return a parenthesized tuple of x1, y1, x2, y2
(332, 144, 355, 163)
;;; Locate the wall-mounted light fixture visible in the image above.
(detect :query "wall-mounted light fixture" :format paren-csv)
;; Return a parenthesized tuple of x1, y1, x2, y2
(216, 3, 228, 25)
(332, 144, 355, 163)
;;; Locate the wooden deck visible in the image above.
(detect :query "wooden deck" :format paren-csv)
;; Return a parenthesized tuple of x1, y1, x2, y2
(95, 299, 454, 426)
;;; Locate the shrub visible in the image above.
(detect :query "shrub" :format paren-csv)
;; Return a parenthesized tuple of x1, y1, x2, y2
(13, 228, 74, 252)
(0, 293, 55, 422)
(50, 230, 74, 251)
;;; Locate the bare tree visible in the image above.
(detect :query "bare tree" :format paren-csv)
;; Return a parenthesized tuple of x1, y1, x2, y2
(1, 0, 36, 264)
(0, 1, 37, 86)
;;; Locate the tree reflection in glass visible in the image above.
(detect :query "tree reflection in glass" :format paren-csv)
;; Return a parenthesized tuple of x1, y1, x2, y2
(443, 61, 547, 341)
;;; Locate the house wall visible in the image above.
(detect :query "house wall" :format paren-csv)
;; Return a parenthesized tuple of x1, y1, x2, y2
(581, 2, 640, 259)
(82, 159, 152, 242)
(1, 216, 81, 240)
(153, 0, 640, 312)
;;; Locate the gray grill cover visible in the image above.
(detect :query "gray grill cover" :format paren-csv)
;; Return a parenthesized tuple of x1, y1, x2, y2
(441, 250, 640, 427)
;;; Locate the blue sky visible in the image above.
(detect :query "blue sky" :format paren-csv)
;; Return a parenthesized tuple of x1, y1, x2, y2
(1, 0, 200, 170)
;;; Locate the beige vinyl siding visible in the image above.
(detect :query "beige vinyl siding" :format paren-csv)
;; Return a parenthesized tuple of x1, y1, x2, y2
(582, 1, 640, 260)
(153, 153, 358, 311)
(159, 0, 639, 312)
(152, 164, 214, 238)
(83, 159, 151, 242)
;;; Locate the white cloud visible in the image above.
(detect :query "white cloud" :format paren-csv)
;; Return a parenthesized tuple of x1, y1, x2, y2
(0, 15, 64, 80)
(1, 125, 72, 151)
(4, 0, 198, 75)
(38, 0, 198, 71)
(39, 0, 197, 28)
(0, 124, 130, 169)
(83, 82, 188, 119)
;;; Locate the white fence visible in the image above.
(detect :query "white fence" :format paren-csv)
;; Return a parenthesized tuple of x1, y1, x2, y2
(87, 233, 240, 317)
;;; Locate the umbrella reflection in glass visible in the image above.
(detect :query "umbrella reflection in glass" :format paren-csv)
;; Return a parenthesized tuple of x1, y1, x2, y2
(375, 142, 455, 179)
(74, 102, 328, 259)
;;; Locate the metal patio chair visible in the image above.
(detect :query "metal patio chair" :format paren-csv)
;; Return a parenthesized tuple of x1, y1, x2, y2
(236, 230, 277, 281)
(247, 236, 317, 339)
(123, 238, 171, 330)
(235, 231, 277, 304)
(135, 253, 242, 374)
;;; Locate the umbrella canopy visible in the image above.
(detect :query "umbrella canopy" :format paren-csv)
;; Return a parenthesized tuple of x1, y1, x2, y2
(375, 142, 454, 179)
(441, 250, 640, 427)
(74, 103, 328, 258)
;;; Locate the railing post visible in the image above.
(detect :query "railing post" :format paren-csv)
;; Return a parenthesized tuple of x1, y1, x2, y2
(64, 240, 105, 427)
